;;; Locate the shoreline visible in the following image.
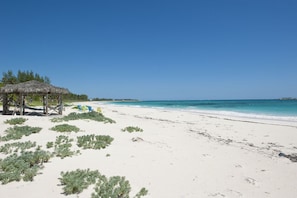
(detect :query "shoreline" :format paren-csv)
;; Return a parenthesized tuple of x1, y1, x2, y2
(104, 102, 297, 127)
(1, 101, 297, 197)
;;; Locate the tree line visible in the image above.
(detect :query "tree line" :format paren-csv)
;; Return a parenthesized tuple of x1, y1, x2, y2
(1, 70, 50, 85)
(0, 70, 88, 101)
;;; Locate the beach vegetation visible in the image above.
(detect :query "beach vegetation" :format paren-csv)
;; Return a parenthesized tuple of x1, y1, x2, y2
(50, 124, 80, 133)
(77, 135, 114, 150)
(59, 169, 148, 197)
(92, 175, 131, 198)
(51, 112, 115, 124)
(122, 126, 143, 133)
(4, 117, 27, 125)
(135, 188, 149, 198)
(0, 148, 51, 184)
(0, 125, 42, 141)
(59, 169, 100, 195)
(0, 141, 37, 154)
(53, 135, 79, 159)
(46, 141, 54, 148)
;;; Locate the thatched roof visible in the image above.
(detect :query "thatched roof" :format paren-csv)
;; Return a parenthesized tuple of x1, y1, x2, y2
(0, 80, 70, 94)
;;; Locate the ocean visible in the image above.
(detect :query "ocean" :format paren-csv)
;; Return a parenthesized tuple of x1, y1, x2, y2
(112, 100, 297, 121)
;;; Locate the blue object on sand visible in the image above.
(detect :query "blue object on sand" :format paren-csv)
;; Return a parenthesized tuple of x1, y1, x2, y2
(87, 106, 93, 112)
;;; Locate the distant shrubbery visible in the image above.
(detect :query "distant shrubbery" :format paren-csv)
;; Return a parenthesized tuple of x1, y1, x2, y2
(51, 112, 115, 124)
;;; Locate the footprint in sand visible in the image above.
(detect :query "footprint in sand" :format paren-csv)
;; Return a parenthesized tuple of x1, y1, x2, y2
(226, 189, 243, 197)
(235, 164, 242, 168)
(245, 177, 257, 185)
(208, 192, 226, 197)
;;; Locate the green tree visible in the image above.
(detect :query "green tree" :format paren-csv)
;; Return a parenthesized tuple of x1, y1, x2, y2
(1, 70, 51, 85)
(2, 70, 17, 84)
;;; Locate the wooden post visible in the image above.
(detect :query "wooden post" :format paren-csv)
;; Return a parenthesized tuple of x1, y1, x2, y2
(58, 94, 62, 115)
(2, 94, 9, 115)
(18, 94, 23, 115)
(43, 95, 46, 114)
(45, 94, 48, 115)
(22, 95, 25, 115)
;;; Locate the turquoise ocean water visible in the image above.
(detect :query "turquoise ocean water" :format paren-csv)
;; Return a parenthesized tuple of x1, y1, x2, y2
(112, 100, 297, 121)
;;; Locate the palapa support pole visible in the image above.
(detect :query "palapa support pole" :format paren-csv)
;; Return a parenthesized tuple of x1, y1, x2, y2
(43, 95, 46, 114)
(19, 94, 24, 115)
(2, 94, 9, 115)
(22, 95, 26, 115)
(45, 93, 49, 115)
(58, 94, 63, 115)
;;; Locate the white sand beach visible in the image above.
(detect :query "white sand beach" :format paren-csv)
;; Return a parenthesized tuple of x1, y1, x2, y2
(1, 101, 297, 198)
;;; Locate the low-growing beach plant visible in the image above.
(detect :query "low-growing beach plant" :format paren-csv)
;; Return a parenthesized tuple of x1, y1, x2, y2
(122, 126, 143, 133)
(59, 169, 101, 195)
(0, 148, 51, 184)
(0, 126, 42, 141)
(135, 188, 149, 198)
(59, 169, 148, 197)
(77, 135, 114, 150)
(92, 175, 131, 198)
(4, 117, 27, 125)
(46, 141, 54, 148)
(53, 135, 78, 159)
(50, 124, 80, 133)
(0, 141, 37, 154)
(51, 112, 115, 123)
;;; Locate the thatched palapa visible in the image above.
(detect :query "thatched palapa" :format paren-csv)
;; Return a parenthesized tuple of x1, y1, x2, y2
(0, 80, 70, 115)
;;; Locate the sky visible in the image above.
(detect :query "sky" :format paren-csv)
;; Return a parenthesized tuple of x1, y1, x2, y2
(0, 0, 296, 100)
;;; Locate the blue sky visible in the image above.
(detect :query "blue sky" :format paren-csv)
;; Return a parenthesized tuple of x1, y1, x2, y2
(0, 0, 296, 100)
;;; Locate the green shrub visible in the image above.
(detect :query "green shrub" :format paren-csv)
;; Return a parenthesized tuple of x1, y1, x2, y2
(0, 126, 42, 141)
(51, 112, 115, 123)
(59, 169, 101, 195)
(77, 135, 114, 150)
(0, 149, 51, 184)
(135, 188, 149, 198)
(53, 135, 78, 159)
(4, 118, 27, 125)
(92, 175, 131, 198)
(59, 169, 148, 197)
(50, 124, 80, 133)
(46, 142, 54, 148)
(122, 126, 143, 133)
(0, 141, 37, 154)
